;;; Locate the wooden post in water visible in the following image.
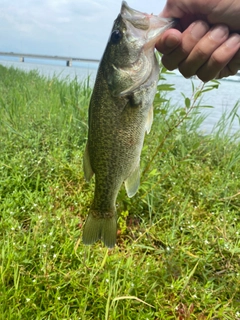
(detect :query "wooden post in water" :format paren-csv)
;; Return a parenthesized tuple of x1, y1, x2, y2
(66, 59, 72, 67)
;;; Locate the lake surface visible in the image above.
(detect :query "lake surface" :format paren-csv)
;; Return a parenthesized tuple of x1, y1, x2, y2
(1, 59, 240, 134)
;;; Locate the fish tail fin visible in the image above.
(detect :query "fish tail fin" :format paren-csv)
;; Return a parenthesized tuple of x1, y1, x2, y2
(82, 210, 117, 248)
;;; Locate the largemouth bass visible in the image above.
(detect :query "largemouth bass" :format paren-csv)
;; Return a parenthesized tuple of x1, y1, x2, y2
(82, 1, 174, 247)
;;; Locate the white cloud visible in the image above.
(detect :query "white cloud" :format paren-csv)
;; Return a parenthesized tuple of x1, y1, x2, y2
(0, 0, 166, 58)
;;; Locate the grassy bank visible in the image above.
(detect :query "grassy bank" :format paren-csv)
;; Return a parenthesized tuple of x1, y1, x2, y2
(0, 65, 239, 319)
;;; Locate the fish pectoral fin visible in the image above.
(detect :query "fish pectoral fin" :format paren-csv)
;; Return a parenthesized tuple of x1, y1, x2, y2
(125, 164, 140, 198)
(145, 106, 153, 134)
(83, 141, 94, 181)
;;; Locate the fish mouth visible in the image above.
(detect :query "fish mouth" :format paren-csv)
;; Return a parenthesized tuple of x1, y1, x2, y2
(117, 1, 175, 97)
(121, 1, 150, 30)
(121, 1, 175, 44)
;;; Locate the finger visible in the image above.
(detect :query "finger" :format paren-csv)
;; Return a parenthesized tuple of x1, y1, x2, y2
(217, 47, 240, 79)
(178, 24, 229, 78)
(198, 34, 240, 81)
(156, 29, 182, 55)
(224, 48, 240, 76)
(160, 20, 210, 71)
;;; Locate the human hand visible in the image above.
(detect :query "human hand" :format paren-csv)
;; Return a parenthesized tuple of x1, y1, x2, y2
(156, 0, 240, 81)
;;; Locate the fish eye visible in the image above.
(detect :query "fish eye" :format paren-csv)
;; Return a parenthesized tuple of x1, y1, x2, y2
(110, 30, 123, 44)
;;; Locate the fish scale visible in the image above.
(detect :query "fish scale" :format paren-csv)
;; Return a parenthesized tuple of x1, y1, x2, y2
(82, 1, 175, 247)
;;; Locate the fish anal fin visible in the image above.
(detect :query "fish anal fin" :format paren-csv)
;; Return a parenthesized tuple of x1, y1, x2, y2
(125, 163, 140, 198)
(83, 141, 94, 181)
(145, 106, 153, 134)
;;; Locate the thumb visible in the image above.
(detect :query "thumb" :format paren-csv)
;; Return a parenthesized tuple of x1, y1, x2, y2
(156, 29, 182, 54)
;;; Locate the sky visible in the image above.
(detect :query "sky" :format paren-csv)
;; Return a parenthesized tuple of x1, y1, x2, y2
(0, 0, 167, 60)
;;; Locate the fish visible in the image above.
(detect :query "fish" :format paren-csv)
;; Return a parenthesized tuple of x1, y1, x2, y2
(82, 1, 174, 247)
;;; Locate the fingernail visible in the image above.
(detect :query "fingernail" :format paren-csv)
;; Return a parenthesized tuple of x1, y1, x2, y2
(190, 21, 209, 39)
(225, 34, 240, 48)
(210, 25, 228, 41)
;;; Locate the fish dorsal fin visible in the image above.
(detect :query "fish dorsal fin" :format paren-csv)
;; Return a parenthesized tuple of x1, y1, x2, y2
(83, 141, 94, 181)
(145, 105, 153, 134)
(124, 163, 140, 198)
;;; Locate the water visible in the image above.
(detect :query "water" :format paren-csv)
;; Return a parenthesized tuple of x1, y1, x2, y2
(0, 59, 98, 84)
(1, 59, 239, 134)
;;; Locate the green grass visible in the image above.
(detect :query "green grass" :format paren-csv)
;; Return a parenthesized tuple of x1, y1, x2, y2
(0, 65, 240, 319)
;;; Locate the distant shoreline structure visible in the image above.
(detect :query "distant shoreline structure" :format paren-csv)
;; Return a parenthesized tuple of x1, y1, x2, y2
(0, 52, 100, 67)
(0, 51, 239, 82)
